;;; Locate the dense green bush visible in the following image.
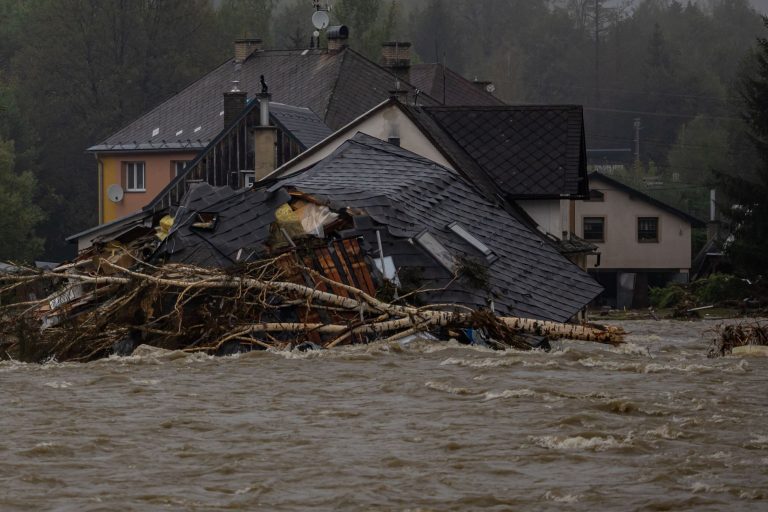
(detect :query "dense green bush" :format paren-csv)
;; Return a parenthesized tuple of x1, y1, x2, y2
(651, 273, 753, 309)
(649, 285, 689, 309)
(690, 273, 750, 304)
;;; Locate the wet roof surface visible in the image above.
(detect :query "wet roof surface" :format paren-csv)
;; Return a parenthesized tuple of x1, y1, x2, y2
(404, 105, 589, 199)
(275, 133, 601, 321)
(90, 49, 501, 153)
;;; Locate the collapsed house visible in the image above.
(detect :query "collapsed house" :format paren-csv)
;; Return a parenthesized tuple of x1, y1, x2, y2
(1, 135, 620, 361)
(157, 133, 601, 322)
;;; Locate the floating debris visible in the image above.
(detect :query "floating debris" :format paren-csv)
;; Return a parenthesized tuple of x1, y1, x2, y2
(708, 321, 768, 357)
(0, 254, 624, 362)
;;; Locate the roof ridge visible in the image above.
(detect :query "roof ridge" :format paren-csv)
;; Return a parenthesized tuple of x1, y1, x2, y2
(342, 47, 443, 106)
(590, 172, 705, 226)
(323, 48, 349, 122)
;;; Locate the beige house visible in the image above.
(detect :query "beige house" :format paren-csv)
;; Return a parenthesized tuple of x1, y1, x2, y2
(576, 172, 704, 308)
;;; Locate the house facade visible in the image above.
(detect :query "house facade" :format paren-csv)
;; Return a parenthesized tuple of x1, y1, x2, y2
(576, 172, 705, 308)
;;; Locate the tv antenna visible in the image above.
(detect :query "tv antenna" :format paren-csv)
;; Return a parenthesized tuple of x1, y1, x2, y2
(311, 1, 331, 48)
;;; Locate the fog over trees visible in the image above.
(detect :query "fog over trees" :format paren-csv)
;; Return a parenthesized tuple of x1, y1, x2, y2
(0, 0, 766, 266)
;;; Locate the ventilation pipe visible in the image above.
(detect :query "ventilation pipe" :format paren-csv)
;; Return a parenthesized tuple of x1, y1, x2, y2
(327, 25, 349, 51)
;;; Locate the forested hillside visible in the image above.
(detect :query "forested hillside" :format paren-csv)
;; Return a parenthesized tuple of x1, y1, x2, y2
(0, 0, 764, 261)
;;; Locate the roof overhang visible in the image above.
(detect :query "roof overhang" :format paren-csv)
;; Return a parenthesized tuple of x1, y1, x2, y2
(87, 142, 208, 153)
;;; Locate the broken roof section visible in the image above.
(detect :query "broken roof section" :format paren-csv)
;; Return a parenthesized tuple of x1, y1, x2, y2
(403, 105, 589, 200)
(88, 48, 499, 153)
(161, 133, 601, 322)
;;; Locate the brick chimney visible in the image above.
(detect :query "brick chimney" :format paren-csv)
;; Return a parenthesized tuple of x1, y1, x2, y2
(223, 90, 247, 127)
(381, 42, 411, 83)
(327, 25, 349, 52)
(234, 38, 262, 63)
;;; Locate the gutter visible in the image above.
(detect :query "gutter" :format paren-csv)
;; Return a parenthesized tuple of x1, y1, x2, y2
(95, 153, 103, 225)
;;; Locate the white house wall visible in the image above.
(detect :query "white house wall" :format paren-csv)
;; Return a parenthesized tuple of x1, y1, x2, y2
(272, 104, 455, 177)
(576, 180, 692, 271)
(517, 199, 564, 238)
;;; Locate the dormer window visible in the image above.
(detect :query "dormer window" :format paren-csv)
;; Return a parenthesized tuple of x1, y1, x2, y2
(447, 222, 497, 262)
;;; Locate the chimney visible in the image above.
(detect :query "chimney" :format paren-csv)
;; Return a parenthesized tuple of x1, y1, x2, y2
(223, 89, 247, 127)
(234, 38, 262, 63)
(252, 92, 277, 181)
(389, 77, 407, 103)
(381, 42, 411, 83)
(327, 25, 349, 52)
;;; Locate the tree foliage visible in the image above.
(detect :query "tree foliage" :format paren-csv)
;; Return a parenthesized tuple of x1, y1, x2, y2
(0, 139, 45, 262)
(717, 17, 768, 276)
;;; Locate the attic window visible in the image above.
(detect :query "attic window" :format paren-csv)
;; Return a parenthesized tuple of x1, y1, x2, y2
(415, 230, 456, 272)
(152, 128, 160, 137)
(388, 137, 401, 147)
(175, 129, 183, 136)
(194, 126, 202, 133)
(219, 111, 224, 116)
(447, 222, 497, 262)
(588, 189, 604, 201)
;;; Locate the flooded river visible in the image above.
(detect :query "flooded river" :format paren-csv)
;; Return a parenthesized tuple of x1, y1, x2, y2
(1, 319, 767, 511)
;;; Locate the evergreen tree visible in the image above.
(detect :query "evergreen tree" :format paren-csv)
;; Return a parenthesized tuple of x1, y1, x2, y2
(718, 18, 768, 276)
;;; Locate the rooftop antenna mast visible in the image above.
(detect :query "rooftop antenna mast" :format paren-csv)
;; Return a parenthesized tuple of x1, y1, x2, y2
(311, 1, 331, 49)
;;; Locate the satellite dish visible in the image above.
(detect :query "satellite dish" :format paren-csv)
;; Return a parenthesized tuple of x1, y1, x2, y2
(107, 184, 124, 203)
(485, 83, 496, 94)
(312, 10, 330, 30)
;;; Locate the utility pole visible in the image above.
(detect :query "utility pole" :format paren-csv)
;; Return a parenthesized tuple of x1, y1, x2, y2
(633, 118, 642, 163)
(594, 0, 600, 105)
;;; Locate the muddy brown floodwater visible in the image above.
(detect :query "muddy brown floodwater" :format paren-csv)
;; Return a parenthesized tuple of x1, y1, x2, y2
(1, 319, 767, 511)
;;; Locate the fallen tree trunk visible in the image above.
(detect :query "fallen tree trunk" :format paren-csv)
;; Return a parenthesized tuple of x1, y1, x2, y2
(0, 257, 624, 362)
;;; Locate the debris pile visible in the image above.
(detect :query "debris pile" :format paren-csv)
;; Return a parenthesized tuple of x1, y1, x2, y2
(708, 321, 768, 357)
(0, 252, 624, 362)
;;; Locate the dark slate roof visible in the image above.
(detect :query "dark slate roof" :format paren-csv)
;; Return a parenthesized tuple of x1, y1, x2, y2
(89, 48, 450, 152)
(408, 63, 504, 106)
(89, 98, 330, 153)
(161, 183, 290, 267)
(270, 103, 332, 149)
(402, 105, 589, 200)
(273, 133, 601, 322)
(590, 172, 706, 227)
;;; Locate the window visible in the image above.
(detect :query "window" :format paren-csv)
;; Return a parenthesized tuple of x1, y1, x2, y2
(587, 189, 604, 201)
(415, 230, 456, 272)
(172, 160, 190, 177)
(638, 217, 659, 243)
(447, 222, 497, 262)
(124, 162, 145, 192)
(583, 217, 605, 242)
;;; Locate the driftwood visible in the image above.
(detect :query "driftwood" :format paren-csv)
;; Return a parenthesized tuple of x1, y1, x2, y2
(708, 320, 768, 357)
(0, 256, 624, 362)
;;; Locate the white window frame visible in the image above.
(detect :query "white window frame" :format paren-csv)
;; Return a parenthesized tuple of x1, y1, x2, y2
(172, 160, 189, 177)
(125, 162, 146, 192)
